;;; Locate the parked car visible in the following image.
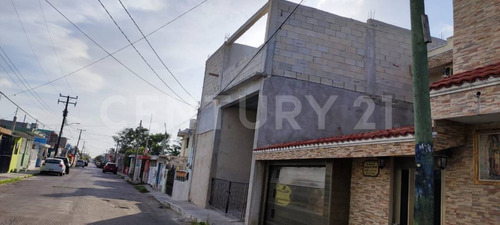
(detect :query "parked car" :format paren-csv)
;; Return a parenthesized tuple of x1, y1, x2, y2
(40, 158, 66, 176)
(55, 157, 71, 174)
(76, 160, 85, 168)
(102, 162, 117, 174)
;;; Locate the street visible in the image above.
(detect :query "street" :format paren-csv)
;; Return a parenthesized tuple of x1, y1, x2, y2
(0, 164, 187, 225)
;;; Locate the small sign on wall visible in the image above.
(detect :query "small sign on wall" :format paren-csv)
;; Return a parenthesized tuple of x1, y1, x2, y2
(363, 160, 380, 177)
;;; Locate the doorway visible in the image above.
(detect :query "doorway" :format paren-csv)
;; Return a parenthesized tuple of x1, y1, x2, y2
(392, 158, 443, 225)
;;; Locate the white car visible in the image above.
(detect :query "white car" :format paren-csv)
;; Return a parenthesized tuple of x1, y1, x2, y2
(40, 158, 66, 176)
(76, 159, 85, 168)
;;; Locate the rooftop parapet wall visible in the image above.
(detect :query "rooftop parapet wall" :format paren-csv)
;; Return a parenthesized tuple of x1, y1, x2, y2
(270, 1, 445, 102)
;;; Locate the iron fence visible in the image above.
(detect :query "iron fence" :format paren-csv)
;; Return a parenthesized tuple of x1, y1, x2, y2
(209, 178, 248, 220)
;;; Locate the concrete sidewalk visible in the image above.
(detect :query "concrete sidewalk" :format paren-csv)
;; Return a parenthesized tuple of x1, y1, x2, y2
(117, 172, 244, 225)
(0, 168, 40, 184)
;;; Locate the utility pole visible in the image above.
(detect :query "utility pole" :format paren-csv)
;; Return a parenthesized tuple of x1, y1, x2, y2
(81, 141, 86, 158)
(54, 94, 78, 157)
(76, 128, 85, 156)
(131, 120, 142, 182)
(114, 140, 120, 163)
(162, 122, 167, 155)
(10, 108, 18, 132)
(410, 0, 434, 224)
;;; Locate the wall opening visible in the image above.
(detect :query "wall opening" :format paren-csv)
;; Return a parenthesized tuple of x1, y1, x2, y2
(209, 94, 259, 219)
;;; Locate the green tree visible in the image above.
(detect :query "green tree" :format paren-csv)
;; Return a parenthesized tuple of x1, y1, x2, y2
(167, 139, 182, 156)
(94, 155, 103, 162)
(113, 126, 171, 156)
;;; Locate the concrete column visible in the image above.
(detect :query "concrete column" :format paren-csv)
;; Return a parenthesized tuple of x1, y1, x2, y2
(245, 156, 266, 225)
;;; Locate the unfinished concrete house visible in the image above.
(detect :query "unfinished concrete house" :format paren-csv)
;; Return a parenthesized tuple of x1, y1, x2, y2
(190, 0, 447, 224)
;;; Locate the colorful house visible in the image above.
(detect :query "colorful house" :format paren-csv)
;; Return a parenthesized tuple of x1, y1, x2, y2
(0, 127, 13, 173)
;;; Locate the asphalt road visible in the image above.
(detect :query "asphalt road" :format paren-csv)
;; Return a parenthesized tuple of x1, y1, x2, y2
(0, 164, 189, 225)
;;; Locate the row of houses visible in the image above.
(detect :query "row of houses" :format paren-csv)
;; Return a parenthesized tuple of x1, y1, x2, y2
(120, 119, 197, 201)
(0, 120, 72, 174)
(174, 0, 499, 224)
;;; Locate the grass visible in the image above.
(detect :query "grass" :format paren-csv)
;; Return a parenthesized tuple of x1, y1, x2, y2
(134, 185, 149, 193)
(0, 174, 34, 185)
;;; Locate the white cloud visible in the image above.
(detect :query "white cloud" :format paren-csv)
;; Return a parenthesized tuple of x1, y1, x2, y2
(0, 77, 13, 88)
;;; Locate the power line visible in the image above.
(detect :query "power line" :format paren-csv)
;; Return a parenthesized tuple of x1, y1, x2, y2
(220, 0, 305, 93)
(0, 58, 24, 91)
(119, 0, 199, 102)
(199, 0, 305, 113)
(10, 0, 60, 93)
(14, 0, 208, 96)
(0, 91, 51, 129)
(37, 0, 77, 96)
(45, 0, 196, 109)
(98, 0, 193, 106)
(0, 46, 59, 119)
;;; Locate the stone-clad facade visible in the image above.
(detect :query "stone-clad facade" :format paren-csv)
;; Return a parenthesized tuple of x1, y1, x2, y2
(453, 0, 500, 73)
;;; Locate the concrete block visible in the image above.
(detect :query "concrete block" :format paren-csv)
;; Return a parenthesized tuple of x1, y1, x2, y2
(336, 31, 347, 39)
(318, 44, 329, 53)
(321, 77, 333, 86)
(289, 19, 301, 27)
(297, 73, 309, 81)
(345, 58, 356, 66)
(356, 60, 365, 68)
(313, 25, 326, 33)
(309, 75, 321, 83)
(284, 70, 297, 79)
(301, 21, 313, 30)
(298, 47, 310, 55)
(341, 26, 351, 34)
(292, 64, 305, 73)
(307, 17, 319, 25)
(318, 20, 329, 28)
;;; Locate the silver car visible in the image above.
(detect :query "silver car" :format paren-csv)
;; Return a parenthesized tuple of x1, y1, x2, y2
(40, 158, 66, 176)
(76, 159, 85, 168)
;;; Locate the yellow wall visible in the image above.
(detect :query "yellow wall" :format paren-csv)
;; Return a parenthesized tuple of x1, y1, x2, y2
(8, 138, 22, 173)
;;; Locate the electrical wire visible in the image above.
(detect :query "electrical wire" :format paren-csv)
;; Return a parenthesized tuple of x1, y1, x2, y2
(13, 0, 208, 99)
(98, 0, 193, 106)
(37, 0, 77, 96)
(118, 0, 199, 102)
(0, 91, 51, 129)
(0, 46, 59, 119)
(45, 0, 197, 109)
(10, 0, 60, 93)
(198, 0, 305, 113)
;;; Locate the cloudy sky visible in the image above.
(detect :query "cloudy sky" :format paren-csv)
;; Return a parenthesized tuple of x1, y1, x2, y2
(0, 0, 453, 157)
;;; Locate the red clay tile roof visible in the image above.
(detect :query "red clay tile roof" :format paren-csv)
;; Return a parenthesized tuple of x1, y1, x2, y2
(254, 126, 415, 151)
(430, 61, 500, 90)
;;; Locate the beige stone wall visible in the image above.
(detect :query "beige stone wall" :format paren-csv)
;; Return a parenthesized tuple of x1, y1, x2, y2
(434, 120, 466, 151)
(349, 158, 391, 224)
(254, 140, 415, 160)
(453, 0, 500, 73)
(444, 123, 500, 224)
(430, 82, 500, 120)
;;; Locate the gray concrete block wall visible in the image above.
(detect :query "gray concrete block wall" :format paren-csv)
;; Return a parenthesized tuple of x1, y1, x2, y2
(271, 1, 446, 103)
(221, 47, 265, 89)
(201, 46, 224, 108)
